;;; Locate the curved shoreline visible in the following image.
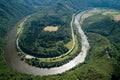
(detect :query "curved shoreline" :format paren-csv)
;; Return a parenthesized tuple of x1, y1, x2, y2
(16, 14, 76, 59)
(5, 11, 90, 76)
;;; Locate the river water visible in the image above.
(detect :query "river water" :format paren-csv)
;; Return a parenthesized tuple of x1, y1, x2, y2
(5, 11, 90, 76)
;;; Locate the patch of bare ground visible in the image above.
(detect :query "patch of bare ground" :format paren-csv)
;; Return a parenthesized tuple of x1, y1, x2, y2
(44, 26, 58, 32)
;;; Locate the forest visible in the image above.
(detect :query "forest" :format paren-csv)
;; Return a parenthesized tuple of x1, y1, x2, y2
(18, 8, 72, 58)
(0, 0, 120, 80)
(81, 10, 120, 79)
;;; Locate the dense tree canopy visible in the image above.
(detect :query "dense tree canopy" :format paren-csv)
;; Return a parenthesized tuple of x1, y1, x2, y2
(19, 11, 72, 58)
(1, 0, 120, 79)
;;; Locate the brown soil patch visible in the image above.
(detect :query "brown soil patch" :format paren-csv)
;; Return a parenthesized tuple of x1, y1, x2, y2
(44, 26, 58, 32)
(114, 15, 120, 21)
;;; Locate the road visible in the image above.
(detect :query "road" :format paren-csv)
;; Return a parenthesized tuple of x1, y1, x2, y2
(5, 11, 90, 76)
(16, 14, 76, 59)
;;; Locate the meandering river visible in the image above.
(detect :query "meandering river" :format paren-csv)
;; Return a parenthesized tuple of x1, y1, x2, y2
(5, 11, 90, 76)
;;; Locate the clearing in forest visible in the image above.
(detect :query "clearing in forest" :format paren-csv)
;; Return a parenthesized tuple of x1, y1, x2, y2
(44, 26, 58, 32)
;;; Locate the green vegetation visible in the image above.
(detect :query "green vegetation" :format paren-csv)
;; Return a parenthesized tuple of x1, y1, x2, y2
(1, 0, 120, 79)
(102, 10, 120, 21)
(18, 9, 72, 58)
(41, 36, 78, 62)
(17, 21, 24, 35)
(65, 39, 73, 50)
(4, 10, 120, 79)
(23, 35, 80, 68)
(80, 9, 120, 80)
(16, 3, 81, 68)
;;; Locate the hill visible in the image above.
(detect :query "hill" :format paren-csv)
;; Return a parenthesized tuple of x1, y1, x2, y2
(13, 0, 120, 11)
(0, 0, 120, 80)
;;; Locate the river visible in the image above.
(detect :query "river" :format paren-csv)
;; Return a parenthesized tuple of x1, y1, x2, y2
(5, 11, 90, 76)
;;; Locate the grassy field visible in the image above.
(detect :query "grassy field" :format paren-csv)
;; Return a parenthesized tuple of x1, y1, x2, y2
(102, 10, 120, 21)
(81, 9, 120, 24)
(80, 13, 93, 24)
(65, 39, 73, 50)
(80, 9, 103, 24)
(17, 21, 24, 35)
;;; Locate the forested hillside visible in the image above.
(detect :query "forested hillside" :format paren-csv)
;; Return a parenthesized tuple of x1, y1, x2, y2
(0, 0, 33, 62)
(13, 0, 60, 8)
(0, 0, 120, 80)
(14, 0, 120, 11)
(81, 9, 120, 80)
(0, 0, 34, 79)
(0, 0, 33, 48)
(19, 4, 72, 58)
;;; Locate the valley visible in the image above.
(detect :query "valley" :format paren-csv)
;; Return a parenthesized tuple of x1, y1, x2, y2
(5, 10, 90, 75)
(0, 0, 120, 80)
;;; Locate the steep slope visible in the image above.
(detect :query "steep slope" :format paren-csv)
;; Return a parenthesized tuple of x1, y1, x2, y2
(14, 0, 120, 12)
(13, 0, 60, 8)
(0, 0, 120, 80)
(0, 0, 34, 48)
(0, 0, 34, 79)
